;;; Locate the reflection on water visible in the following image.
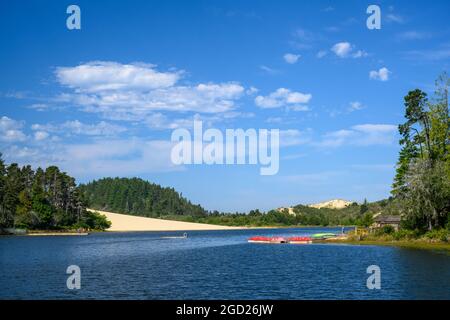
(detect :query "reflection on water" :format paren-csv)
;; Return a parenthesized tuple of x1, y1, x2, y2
(0, 228, 449, 299)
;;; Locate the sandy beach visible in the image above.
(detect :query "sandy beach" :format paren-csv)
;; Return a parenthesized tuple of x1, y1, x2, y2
(88, 209, 244, 232)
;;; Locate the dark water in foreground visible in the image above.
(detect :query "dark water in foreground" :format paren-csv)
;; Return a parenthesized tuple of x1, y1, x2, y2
(1, 228, 449, 299)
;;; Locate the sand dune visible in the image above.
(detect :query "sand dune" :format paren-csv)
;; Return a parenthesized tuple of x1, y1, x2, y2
(88, 209, 243, 232)
(308, 199, 353, 209)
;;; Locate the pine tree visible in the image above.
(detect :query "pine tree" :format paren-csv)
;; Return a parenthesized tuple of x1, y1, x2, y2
(393, 72, 450, 230)
(0, 154, 6, 228)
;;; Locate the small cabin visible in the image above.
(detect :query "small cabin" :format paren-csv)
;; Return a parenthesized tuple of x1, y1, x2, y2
(372, 215, 402, 231)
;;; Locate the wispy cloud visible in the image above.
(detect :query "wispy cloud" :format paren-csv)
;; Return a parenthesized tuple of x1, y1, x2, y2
(331, 42, 367, 58)
(316, 50, 327, 59)
(283, 53, 301, 64)
(396, 31, 432, 41)
(255, 88, 312, 109)
(145, 111, 254, 130)
(369, 67, 391, 81)
(31, 120, 128, 138)
(259, 65, 280, 75)
(385, 13, 404, 24)
(402, 46, 450, 61)
(279, 129, 312, 147)
(33, 131, 49, 141)
(27, 103, 50, 111)
(0, 116, 26, 142)
(316, 124, 397, 148)
(348, 101, 365, 112)
(290, 28, 323, 50)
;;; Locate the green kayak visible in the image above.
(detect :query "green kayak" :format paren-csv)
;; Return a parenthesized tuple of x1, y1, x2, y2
(311, 233, 337, 239)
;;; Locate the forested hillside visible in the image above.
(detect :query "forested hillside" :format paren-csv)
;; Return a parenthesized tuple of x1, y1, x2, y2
(0, 155, 110, 231)
(79, 177, 207, 217)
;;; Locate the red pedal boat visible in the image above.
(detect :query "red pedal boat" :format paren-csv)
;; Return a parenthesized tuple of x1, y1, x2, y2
(287, 236, 312, 244)
(248, 236, 287, 244)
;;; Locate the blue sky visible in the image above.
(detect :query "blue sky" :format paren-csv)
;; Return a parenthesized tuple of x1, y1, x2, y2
(1, 0, 449, 212)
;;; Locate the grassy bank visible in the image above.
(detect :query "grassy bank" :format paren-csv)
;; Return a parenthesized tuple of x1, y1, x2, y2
(329, 238, 450, 252)
(328, 226, 450, 252)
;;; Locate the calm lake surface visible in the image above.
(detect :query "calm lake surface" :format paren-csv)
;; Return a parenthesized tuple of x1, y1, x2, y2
(1, 227, 449, 299)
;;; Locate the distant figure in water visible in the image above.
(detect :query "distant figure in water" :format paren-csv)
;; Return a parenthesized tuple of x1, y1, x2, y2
(183, 232, 188, 238)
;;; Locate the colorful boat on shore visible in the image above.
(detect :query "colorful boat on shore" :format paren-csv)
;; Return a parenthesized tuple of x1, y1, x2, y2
(248, 236, 312, 244)
(287, 236, 312, 244)
(310, 233, 337, 240)
(248, 236, 287, 244)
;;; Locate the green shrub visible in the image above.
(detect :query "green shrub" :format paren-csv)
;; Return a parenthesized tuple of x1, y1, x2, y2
(392, 229, 418, 240)
(424, 229, 449, 242)
(376, 225, 395, 236)
(79, 211, 111, 231)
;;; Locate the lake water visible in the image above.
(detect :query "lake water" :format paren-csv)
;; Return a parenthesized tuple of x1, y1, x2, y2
(1, 228, 449, 299)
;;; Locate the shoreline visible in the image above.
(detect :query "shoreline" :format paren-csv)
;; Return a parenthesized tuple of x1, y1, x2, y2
(325, 238, 450, 252)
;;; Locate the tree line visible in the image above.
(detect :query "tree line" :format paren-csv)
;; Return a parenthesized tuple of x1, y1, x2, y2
(392, 72, 450, 231)
(0, 156, 110, 231)
(173, 200, 384, 227)
(79, 177, 207, 218)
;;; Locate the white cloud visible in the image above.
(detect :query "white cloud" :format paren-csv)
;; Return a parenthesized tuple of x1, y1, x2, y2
(386, 14, 404, 24)
(145, 111, 254, 130)
(31, 123, 53, 131)
(316, 50, 327, 58)
(332, 42, 352, 57)
(246, 86, 258, 95)
(1, 116, 22, 131)
(31, 120, 127, 137)
(331, 42, 367, 58)
(369, 67, 390, 81)
(348, 101, 364, 112)
(290, 28, 319, 50)
(280, 129, 312, 147)
(288, 105, 310, 112)
(259, 65, 279, 74)
(63, 120, 127, 136)
(34, 131, 49, 141)
(317, 124, 397, 147)
(255, 88, 312, 109)
(56, 61, 180, 92)
(55, 61, 246, 117)
(352, 50, 368, 58)
(28, 103, 49, 111)
(145, 113, 200, 130)
(283, 53, 301, 64)
(352, 124, 397, 133)
(265, 117, 283, 124)
(0, 116, 26, 142)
